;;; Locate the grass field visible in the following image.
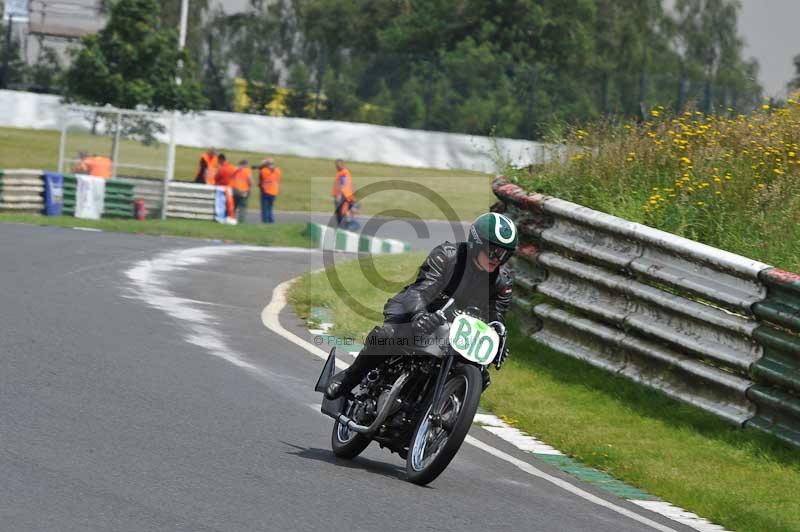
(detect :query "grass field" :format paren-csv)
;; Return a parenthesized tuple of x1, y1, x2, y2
(0, 214, 313, 248)
(289, 254, 800, 532)
(0, 126, 493, 221)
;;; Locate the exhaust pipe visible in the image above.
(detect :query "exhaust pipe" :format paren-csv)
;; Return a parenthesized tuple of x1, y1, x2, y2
(332, 372, 411, 435)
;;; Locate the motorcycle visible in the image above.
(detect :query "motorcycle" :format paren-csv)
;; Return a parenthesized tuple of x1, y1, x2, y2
(314, 299, 508, 486)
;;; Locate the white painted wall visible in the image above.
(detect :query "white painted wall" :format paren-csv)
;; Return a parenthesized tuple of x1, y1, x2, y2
(0, 89, 561, 173)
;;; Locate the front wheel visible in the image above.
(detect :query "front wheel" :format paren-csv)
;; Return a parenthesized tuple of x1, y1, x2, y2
(406, 364, 482, 485)
(331, 399, 371, 459)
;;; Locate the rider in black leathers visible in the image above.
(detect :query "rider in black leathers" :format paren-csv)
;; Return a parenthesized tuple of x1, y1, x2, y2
(325, 212, 518, 400)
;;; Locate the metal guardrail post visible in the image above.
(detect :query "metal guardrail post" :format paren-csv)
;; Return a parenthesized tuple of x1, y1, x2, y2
(111, 113, 122, 179)
(162, 112, 177, 220)
(58, 117, 67, 175)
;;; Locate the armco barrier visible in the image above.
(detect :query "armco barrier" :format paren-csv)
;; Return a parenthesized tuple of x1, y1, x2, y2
(88, 177, 218, 220)
(492, 176, 800, 446)
(166, 182, 217, 220)
(0, 170, 218, 220)
(62, 175, 135, 218)
(116, 177, 165, 218)
(117, 178, 219, 220)
(749, 269, 800, 444)
(0, 169, 45, 212)
(305, 222, 410, 254)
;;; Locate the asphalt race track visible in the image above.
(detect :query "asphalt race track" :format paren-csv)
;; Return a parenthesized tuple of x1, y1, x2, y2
(0, 223, 696, 532)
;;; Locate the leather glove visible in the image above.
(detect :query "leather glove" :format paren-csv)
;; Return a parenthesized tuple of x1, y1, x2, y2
(412, 311, 444, 335)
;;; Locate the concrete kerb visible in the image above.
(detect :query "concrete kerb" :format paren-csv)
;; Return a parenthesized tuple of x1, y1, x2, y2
(305, 222, 411, 254)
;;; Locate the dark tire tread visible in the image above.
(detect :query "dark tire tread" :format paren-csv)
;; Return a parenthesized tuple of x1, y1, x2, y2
(405, 364, 482, 485)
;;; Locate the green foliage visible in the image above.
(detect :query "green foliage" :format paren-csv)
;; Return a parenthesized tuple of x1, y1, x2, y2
(0, 17, 27, 89)
(789, 54, 800, 92)
(28, 47, 64, 93)
(285, 64, 312, 117)
(193, 0, 760, 138)
(320, 69, 360, 120)
(390, 77, 424, 129)
(7, 0, 768, 135)
(65, 0, 206, 112)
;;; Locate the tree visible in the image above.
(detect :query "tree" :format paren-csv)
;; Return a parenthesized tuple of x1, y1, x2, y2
(101, 0, 209, 62)
(671, 0, 756, 112)
(158, 0, 210, 63)
(285, 63, 312, 117)
(200, 9, 233, 110)
(0, 15, 26, 89)
(390, 76, 424, 128)
(66, 0, 206, 112)
(186, 0, 763, 136)
(789, 54, 800, 93)
(28, 46, 64, 93)
(321, 69, 360, 120)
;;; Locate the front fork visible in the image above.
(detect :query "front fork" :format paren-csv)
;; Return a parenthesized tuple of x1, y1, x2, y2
(427, 354, 455, 429)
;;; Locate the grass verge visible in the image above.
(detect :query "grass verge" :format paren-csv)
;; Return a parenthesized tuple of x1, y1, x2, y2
(0, 213, 313, 248)
(0, 126, 491, 220)
(289, 253, 800, 532)
(518, 100, 800, 270)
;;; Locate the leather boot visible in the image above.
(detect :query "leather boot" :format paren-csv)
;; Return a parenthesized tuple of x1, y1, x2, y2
(325, 327, 391, 399)
(324, 368, 362, 400)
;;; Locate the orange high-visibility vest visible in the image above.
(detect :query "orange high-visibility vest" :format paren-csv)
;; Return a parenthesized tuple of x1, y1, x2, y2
(216, 162, 237, 187)
(87, 156, 113, 178)
(260, 167, 281, 196)
(231, 166, 252, 193)
(197, 152, 219, 183)
(331, 168, 353, 200)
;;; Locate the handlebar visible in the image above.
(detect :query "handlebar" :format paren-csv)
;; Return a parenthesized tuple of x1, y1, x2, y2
(435, 298, 456, 323)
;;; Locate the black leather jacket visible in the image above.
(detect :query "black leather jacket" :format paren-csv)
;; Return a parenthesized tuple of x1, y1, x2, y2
(383, 242, 513, 325)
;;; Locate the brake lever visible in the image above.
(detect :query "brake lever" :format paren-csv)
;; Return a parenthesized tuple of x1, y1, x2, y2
(436, 298, 456, 323)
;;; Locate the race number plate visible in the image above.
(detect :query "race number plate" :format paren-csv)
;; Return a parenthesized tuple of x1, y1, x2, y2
(448, 315, 499, 365)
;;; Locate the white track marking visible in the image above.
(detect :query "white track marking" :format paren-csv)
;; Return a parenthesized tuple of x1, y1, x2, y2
(465, 436, 678, 532)
(473, 413, 563, 454)
(630, 502, 728, 532)
(73, 227, 103, 232)
(125, 245, 315, 378)
(260, 279, 349, 370)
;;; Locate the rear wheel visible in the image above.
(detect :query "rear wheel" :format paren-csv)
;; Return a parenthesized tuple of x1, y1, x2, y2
(331, 399, 371, 459)
(406, 364, 482, 485)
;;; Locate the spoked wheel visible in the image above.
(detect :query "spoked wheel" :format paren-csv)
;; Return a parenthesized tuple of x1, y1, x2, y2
(406, 364, 482, 485)
(331, 399, 371, 459)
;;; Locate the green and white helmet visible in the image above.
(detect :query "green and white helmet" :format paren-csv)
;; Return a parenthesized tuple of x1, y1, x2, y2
(468, 212, 518, 263)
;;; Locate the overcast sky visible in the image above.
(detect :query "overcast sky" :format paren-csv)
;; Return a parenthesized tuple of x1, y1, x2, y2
(738, 0, 800, 98)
